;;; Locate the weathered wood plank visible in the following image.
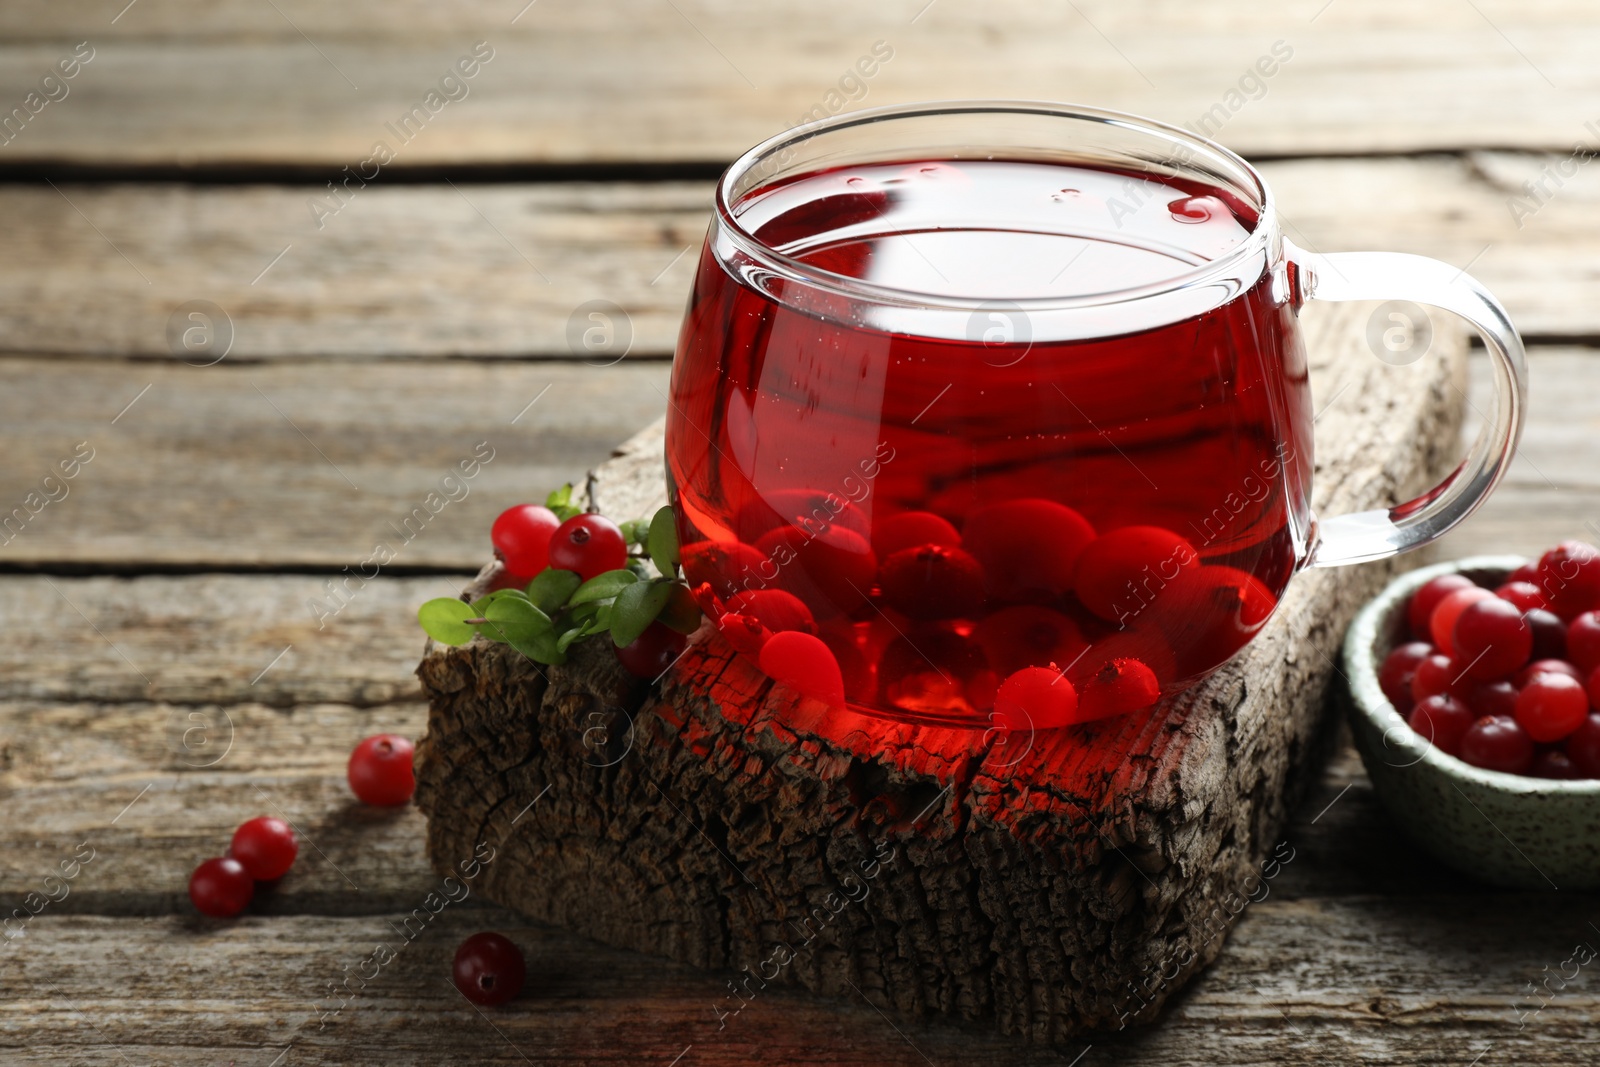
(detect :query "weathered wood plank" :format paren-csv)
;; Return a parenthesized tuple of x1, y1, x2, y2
(3, 899, 1595, 1066)
(0, 359, 670, 569)
(0, 2, 1596, 165)
(4, 160, 1598, 362)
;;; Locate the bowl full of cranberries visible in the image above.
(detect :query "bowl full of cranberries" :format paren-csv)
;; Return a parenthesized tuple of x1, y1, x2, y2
(1343, 546, 1600, 890)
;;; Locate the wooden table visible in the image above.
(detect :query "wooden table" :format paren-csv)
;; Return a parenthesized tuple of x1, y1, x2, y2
(1, 3, 1596, 1063)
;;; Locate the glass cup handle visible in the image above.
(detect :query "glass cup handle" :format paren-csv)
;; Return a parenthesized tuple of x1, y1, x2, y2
(1288, 242, 1529, 568)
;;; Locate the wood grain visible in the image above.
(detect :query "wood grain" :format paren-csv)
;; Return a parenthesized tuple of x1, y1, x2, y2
(5, 894, 1595, 1064)
(0, 358, 670, 569)
(4, 158, 1598, 363)
(0, 2, 1597, 166)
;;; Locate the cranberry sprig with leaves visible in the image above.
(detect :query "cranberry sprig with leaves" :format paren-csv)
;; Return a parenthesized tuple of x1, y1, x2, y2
(418, 486, 700, 672)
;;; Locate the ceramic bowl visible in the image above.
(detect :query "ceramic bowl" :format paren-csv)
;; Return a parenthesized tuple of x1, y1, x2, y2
(1343, 555, 1600, 890)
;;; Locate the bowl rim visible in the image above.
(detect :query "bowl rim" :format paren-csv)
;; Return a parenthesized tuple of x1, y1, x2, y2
(1344, 554, 1600, 795)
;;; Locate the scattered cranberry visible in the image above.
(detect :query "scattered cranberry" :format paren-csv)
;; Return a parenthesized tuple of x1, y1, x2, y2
(871, 511, 961, 558)
(1409, 573, 1475, 637)
(992, 666, 1079, 731)
(758, 630, 846, 708)
(1429, 586, 1494, 651)
(490, 505, 562, 579)
(753, 525, 877, 616)
(1536, 540, 1600, 620)
(1494, 581, 1547, 612)
(1515, 673, 1589, 743)
(1076, 658, 1161, 722)
(453, 932, 526, 1007)
(1525, 608, 1568, 660)
(229, 817, 299, 881)
(1450, 597, 1531, 680)
(1508, 560, 1542, 585)
(1378, 641, 1433, 713)
(878, 543, 986, 620)
(1531, 749, 1583, 780)
(189, 857, 254, 918)
(1566, 714, 1600, 777)
(614, 622, 687, 679)
(1565, 611, 1600, 673)
(1464, 679, 1519, 720)
(962, 498, 1095, 601)
(547, 513, 628, 582)
(1513, 658, 1583, 688)
(1407, 694, 1475, 757)
(1458, 716, 1534, 774)
(348, 734, 416, 806)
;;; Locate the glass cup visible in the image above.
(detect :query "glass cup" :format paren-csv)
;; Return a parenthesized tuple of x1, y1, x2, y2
(664, 101, 1525, 730)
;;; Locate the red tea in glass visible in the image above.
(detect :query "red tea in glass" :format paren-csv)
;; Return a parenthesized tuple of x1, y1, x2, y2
(666, 104, 1525, 730)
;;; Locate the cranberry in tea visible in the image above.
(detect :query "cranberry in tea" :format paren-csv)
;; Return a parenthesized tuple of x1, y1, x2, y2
(668, 159, 1313, 724)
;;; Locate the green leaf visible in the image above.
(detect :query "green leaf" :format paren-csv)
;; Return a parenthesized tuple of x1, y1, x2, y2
(611, 579, 675, 648)
(657, 582, 703, 635)
(470, 588, 531, 615)
(569, 568, 638, 605)
(545, 483, 582, 521)
(418, 598, 478, 646)
(526, 568, 582, 614)
(647, 505, 679, 576)
(483, 596, 564, 664)
(555, 626, 587, 654)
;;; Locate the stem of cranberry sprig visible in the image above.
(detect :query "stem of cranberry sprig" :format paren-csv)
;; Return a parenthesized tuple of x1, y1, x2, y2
(417, 487, 700, 667)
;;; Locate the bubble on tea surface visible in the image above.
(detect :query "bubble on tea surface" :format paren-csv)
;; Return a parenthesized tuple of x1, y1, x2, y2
(1167, 195, 1220, 225)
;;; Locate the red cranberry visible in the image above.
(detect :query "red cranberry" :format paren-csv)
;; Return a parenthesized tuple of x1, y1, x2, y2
(453, 932, 526, 1007)
(1458, 716, 1535, 774)
(1494, 580, 1547, 612)
(1515, 673, 1589, 743)
(972, 605, 1088, 678)
(1153, 565, 1277, 677)
(490, 505, 562, 579)
(348, 734, 416, 806)
(1072, 525, 1199, 623)
(1531, 749, 1583, 779)
(1526, 609, 1568, 661)
(1566, 611, 1600, 673)
(716, 611, 770, 658)
(1464, 679, 1520, 720)
(229, 816, 298, 881)
(1565, 713, 1600, 777)
(1450, 597, 1532, 680)
(1411, 652, 1470, 702)
(1536, 540, 1600, 620)
(992, 666, 1079, 731)
(1508, 560, 1541, 585)
(733, 488, 870, 543)
(189, 857, 254, 918)
(753, 525, 877, 617)
(877, 543, 986, 620)
(1429, 586, 1494, 651)
(547, 514, 628, 582)
(614, 622, 687, 679)
(962, 498, 1095, 601)
(1407, 694, 1475, 756)
(681, 540, 771, 601)
(1513, 658, 1583, 689)
(1590, 665, 1600, 711)
(758, 630, 846, 708)
(879, 627, 994, 717)
(724, 589, 816, 635)
(1076, 658, 1161, 722)
(1378, 642, 1434, 713)
(1408, 573, 1475, 637)
(871, 510, 961, 558)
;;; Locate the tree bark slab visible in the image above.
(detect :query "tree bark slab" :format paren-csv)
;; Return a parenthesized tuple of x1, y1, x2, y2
(415, 303, 1466, 1042)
